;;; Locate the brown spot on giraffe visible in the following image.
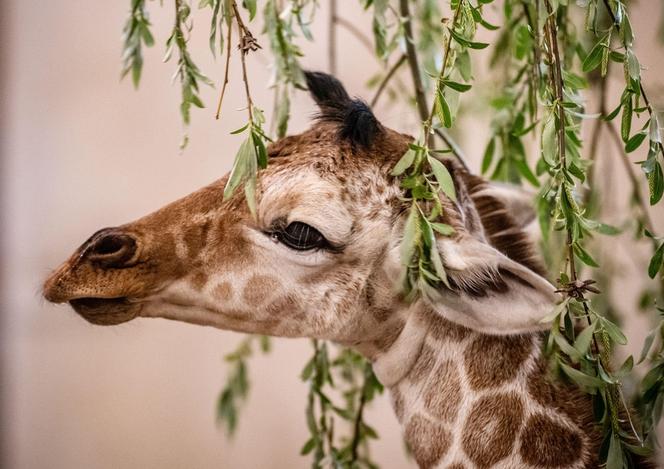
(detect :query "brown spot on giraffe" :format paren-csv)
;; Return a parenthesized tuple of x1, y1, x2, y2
(407, 343, 437, 383)
(461, 392, 523, 468)
(464, 334, 532, 390)
(182, 219, 211, 260)
(404, 414, 452, 469)
(391, 387, 405, 421)
(418, 308, 471, 342)
(213, 282, 233, 302)
(446, 464, 466, 469)
(371, 319, 405, 352)
(423, 359, 462, 423)
(242, 274, 282, 307)
(189, 272, 208, 291)
(519, 413, 583, 467)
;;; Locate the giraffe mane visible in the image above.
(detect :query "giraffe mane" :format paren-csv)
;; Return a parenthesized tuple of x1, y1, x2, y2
(458, 170, 546, 277)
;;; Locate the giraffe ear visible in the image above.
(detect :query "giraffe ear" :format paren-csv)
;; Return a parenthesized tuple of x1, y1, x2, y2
(422, 160, 556, 334)
(425, 235, 557, 335)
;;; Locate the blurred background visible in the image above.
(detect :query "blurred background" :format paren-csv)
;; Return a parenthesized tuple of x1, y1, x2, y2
(2, 1, 664, 468)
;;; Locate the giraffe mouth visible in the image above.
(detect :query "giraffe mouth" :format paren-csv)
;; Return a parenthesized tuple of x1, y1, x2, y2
(69, 297, 141, 325)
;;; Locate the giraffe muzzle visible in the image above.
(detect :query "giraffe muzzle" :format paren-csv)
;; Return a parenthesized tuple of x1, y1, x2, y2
(43, 227, 147, 325)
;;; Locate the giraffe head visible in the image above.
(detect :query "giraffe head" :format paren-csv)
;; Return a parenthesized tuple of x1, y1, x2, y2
(43, 72, 556, 350)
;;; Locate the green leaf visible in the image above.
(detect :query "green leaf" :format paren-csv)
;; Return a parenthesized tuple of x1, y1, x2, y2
(243, 0, 257, 20)
(514, 158, 540, 187)
(441, 80, 472, 92)
(639, 329, 657, 363)
(391, 148, 417, 176)
(648, 162, 664, 205)
(573, 243, 599, 267)
(400, 204, 420, 268)
(600, 317, 628, 346)
(430, 222, 455, 236)
(428, 156, 456, 201)
(560, 362, 603, 389)
(573, 323, 596, 356)
(300, 437, 316, 455)
(450, 29, 489, 49)
(223, 137, 253, 200)
(481, 138, 495, 174)
(542, 116, 557, 167)
(621, 95, 633, 142)
(625, 131, 647, 153)
(436, 92, 452, 128)
(626, 49, 641, 81)
(648, 242, 664, 279)
(582, 40, 605, 72)
(606, 435, 624, 469)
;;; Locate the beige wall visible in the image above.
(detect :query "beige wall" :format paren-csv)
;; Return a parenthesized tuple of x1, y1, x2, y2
(2, 1, 663, 468)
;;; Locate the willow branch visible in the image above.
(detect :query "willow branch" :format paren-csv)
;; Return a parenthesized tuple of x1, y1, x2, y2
(215, 13, 234, 119)
(422, 4, 463, 139)
(605, 121, 656, 233)
(370, 54, 406, 107)
(544, 2, 578, 282)
(399, 0, 429, 125)
(349, 364, 371, 462)
(334, 16, 374, 53)
(601, 0, 664, 157)
(329, 0, 337, 74)
(398, 0, 469, 170)
(230, 0, 260, 123)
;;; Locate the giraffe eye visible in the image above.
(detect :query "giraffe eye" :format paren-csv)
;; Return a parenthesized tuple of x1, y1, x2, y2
(274, 222, 329, 251)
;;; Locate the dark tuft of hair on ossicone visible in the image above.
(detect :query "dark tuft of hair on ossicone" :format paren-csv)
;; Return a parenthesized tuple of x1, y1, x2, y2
(304, 71, 382, 149)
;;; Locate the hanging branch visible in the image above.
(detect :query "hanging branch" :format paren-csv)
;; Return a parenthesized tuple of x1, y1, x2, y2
(329, 0, 337, 74)
(370, 54, 406, 107)
(398, 0, 469, 170)
(215, 3, 233, 119)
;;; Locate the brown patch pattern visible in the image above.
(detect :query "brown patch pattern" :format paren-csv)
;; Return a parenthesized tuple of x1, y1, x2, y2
(464, 334, 532, 390)
(407, 343, 437, 383)
(461, 392, 523, 468)
(405, 414, 452, 468)
(213, 281, 233, 301)
(423, 359, 462, 423)
(189, 271, 209, 291)
(419, 308, 470, 342)
(446, 464, 466, 469)
(242, 274, 281, 307)
(519, 414, 582, 467)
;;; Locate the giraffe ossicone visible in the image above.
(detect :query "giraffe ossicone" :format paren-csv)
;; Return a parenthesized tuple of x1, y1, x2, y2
(43, 72, 653, 468)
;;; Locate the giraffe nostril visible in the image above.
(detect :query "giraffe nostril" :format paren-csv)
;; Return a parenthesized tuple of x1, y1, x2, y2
(87, 232, 138, 268)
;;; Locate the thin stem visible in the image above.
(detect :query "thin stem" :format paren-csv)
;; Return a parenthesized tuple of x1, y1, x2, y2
(605, 120, 656, 233)
(601, 0, 664, 157)
(544, 1, 577, 280)
(422, 3, 464, 142)
(329, 0, 337, 75)
(399, 0, 468, 169)
(349, 364, 371, 462)
(370, 54, 406, 107)
(215, 12, 233, 119)
(399, 0, 428, 124)
(231, 0, 257, 123)
(334, 16, 374, 53)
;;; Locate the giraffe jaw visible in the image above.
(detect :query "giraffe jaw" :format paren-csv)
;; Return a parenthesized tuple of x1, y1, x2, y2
(69, 297, 141, 325)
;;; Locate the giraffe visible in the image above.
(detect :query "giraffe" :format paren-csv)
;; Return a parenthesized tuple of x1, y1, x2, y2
(43, 72, 653, 468)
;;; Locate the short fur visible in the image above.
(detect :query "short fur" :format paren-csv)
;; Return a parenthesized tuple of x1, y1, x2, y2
(43, 71, 654, 468)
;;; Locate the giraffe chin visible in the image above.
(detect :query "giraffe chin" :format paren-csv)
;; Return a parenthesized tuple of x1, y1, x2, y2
(69, 297, 140, 325)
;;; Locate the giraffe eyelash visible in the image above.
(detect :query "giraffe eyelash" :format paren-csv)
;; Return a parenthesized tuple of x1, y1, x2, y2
(267, 220, 343, 253)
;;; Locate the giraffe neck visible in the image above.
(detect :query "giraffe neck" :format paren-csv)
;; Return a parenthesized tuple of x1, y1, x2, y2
(372, 305, 601, 469)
